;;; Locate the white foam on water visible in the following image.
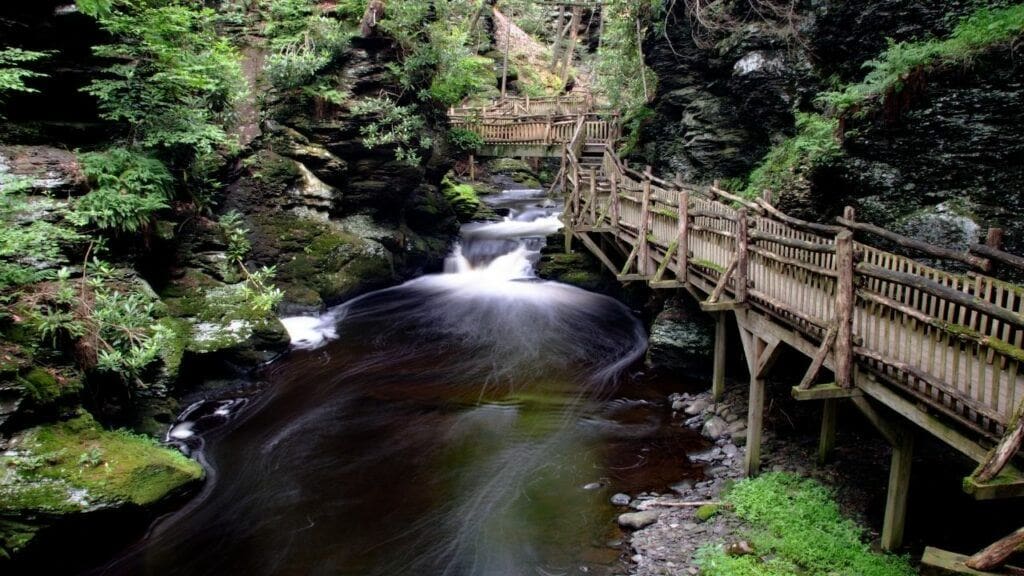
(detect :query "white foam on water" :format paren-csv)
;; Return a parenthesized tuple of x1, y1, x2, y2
(280, 315, 338, 350)
(461, 213, 563, 240)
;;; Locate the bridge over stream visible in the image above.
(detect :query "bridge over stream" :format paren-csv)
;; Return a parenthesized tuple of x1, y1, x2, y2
(450, 96, 1024, 574)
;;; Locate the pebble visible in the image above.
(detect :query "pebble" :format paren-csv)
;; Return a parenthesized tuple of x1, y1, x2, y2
(689, 446, 721, 462)
(722, 443, 738, 458)
(582, 482, 603, 490)
(611, 493, 631, 506)
(670, 479, 694, 494)
(671, 399, 687, 411)
(618, 510, 661, 530)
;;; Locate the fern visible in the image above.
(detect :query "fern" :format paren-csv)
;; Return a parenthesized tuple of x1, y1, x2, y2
(71, 149, 173, 233)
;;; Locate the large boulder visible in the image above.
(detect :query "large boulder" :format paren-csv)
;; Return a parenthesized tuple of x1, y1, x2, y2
(647, 297, 714, 378)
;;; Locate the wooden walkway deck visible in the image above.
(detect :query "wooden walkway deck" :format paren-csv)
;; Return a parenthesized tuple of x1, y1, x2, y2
(450, 104, 1024, 567)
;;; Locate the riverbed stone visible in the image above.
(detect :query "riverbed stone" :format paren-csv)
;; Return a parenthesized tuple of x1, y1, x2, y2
(702, 416, 729, 440)
(646, 298, 714, 377)
(611, 493, 632, 506)
(684, 398, 708, 415)
(618, 510, 662, 530)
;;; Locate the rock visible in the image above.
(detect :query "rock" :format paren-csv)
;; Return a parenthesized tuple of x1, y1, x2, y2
(727, 420, 747, 435)
(646, 298, 714, 376)
(618, 510, 661, 530)
(732, 430, 748, 446)
(684, 398, 709, 415)
(701, 416, 729, 440)
(0, 145, 85, 196)
(726, 540, 755, 557)
(582, 482, 603, 491)
(690, 446, 721, 462)
(671, 399, 687, 411)
(722, 443, 739, 458)
(670, 479, 695, 495)
(611, 493, 632, 506)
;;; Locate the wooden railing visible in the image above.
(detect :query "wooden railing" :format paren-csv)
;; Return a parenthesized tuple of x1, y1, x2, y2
(450, 112, 620, 148)
(450, 94, 594, 118)
(564, 135, 1024, 484)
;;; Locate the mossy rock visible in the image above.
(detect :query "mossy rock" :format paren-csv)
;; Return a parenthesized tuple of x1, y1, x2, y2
(535, 251, 609, 292)
(695, 503, 721, 522)
(0, 412, 203, 557)
(16, 367, 81, 406)
(441, 175, 497, 222)
(487, 158, 542, 188)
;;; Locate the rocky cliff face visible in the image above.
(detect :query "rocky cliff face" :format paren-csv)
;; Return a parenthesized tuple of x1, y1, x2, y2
(637, 0, 1023, 256)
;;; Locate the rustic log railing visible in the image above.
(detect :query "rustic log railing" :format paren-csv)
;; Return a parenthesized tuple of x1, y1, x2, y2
(449, 112, 619, 148)
(562, 135, 1024, 494)
(450, 94, 594, 118)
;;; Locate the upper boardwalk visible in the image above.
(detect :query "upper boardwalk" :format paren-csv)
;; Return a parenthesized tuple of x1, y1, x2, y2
(448, 96, 619, 157)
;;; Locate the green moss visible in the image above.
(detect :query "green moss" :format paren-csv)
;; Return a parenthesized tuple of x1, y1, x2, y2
(2, 412, 202, 511)
(0, 412, 202, 555)
(441, 175, 496, 222)
(696, 473, 915, 576)
(695, 503, 720, 522)
(819, 5, 1024, 115)
(15, 366, 81, 406)
(693, 259, 726, 273)
(743, 113, 841, 199)
(156, 316, 191, 379)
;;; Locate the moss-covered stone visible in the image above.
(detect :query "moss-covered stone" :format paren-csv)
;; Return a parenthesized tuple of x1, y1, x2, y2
(487, 158, 542, 189)
(695, 503, 721, 522)
(0, 412, 203, 557)
(441, 175, 497, 222)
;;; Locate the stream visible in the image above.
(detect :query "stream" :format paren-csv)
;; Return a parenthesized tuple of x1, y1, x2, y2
(88, 187, 706, 576)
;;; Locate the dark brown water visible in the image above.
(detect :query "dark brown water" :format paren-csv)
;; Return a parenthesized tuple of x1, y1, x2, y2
(81, 188, 706, 576)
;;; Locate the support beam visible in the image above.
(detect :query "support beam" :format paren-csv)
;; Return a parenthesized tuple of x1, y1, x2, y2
(819, 399, 838, 464)
(712, 313, 727, 401)
(882, 424, 914, 551)
(744, 333, 767, 477)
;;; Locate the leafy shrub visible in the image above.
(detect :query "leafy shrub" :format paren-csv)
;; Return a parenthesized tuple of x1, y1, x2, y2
(448, 127, 484, 153)
(352, 96, 432, 165)
(0, 48, 49, 107)
(79, 0, 245, 157)
(72, 148, 174, 233)
(218, 210, 284, 315)
(818, 4, 1024, 115)
(263, 0, 353, 90)
(743, 113, 841, 199)
(0, 176, 84, 293)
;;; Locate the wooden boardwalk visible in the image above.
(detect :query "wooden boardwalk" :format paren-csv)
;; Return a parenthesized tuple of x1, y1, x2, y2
(453, 105, 1024, 567)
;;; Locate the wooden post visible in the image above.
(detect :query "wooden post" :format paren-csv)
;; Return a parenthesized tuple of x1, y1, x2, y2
(986, 227, 1004, 276)
(712, 313, 726, 401)
(882, 426, 914, 551)
(744, 333, 767, 477)
(819, 399, 838, 464)
(469, 154, 476, 181)
(610, 171, 620, 230)
(736, 209, 749, 303)
(678, 189, 689, 283)
(639, 167, 652, 277)
(835, 228, 855, 388)
(559, 7, 582, 86)
(550, 4, 567, 70)
(589, 168, 597, 223)
(635, 17, 648, 101)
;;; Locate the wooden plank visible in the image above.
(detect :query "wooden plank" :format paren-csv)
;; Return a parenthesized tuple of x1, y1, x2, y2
(856, 372, 990, 463)
(750, 230, 836, 253)
(857, 263, 1024, 330)
(756, 337, 784, 379)
(701, 300, 740, 312)
(966, 527, 1024, 571)
(792, 383, 864, 401)
(798, 323, 838, 390)
(745, 335, 767, 477)
(678, 190, 689, 283)
(922, 547, 998, 575)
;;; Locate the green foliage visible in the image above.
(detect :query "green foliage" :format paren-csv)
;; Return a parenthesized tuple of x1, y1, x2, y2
(24, 262, 172, 387)
(448, 127, 484, 153)
(594, 0, 659, 112)
(352, 96, 432, 165)
(72, 148, 173, 233)
(0, 176, 84, 293)
(263, 0, 353, 90)
(79, 0, 245, 157)
(0, 48, 49, 105)
(618, 105, 655, 156)
(697, 473, 915, 576)
(217, 210, 284, 315)
(818, 4, 1024, 115)
(743, 113, 841, 199)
